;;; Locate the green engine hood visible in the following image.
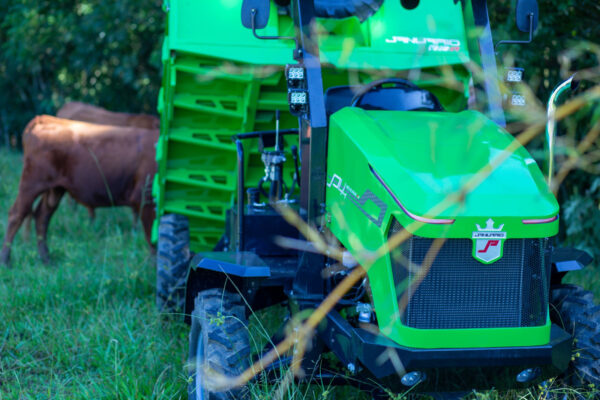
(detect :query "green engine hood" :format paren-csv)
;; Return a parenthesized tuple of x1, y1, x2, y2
(328, 108, 559, 239)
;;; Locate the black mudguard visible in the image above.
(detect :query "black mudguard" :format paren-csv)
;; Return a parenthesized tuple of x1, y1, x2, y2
(183, 252, 271, 324)
(551, 247, 593, 284)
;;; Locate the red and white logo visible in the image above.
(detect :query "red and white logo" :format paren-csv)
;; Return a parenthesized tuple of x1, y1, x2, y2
(472, 219, 506, 264)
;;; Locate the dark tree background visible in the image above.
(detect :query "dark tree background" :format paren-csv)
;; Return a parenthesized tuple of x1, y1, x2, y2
(488, 1, 600, 259)
(0, 0, 164, 147)
(488, 1, 600, 256)
(0, 0, 598, 256)
(0, 1, 597, 143)
(490, 1, 599, 98)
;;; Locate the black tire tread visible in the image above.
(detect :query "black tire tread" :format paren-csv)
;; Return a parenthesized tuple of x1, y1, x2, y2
(551, 284, 600, 388)
(188, 289, 250, 400)
(156, 214, 190, 314)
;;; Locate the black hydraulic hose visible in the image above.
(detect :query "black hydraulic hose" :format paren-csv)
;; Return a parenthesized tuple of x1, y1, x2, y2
(269, 177, 278, 200)
(268, 162, 285, 201)
(292, 145, 300, 187)
(276, 163, 284, 201)
(282, 180, 289, 198)
(287, 145, 300, 197)
(235, 140, 245, 251)
(287, 179, 296, 199)
(258, 176, 269, 199)
(233, 128, 298, 141)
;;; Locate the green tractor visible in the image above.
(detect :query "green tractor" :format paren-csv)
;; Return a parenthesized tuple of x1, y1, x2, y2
(153, 0, 600, 397)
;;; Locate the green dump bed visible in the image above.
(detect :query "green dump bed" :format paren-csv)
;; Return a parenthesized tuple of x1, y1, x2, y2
(153, 0, 474, 251)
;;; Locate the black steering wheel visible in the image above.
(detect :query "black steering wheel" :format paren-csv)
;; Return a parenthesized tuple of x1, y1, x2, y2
(351, 78, 443, 111)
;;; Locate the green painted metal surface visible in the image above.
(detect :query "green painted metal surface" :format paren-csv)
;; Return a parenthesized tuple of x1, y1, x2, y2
(154, 0, 474, 251)
(153, 40, 298, 250)
(164, 0, 469, 69)
(155, 0, 557, 350)
(326, 109, 558, 348)
(328, 108, 559, 238)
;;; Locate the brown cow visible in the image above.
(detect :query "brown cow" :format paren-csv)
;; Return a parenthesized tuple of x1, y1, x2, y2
(54, 102, 159, 220)
(0, 115, 158, 265)
(57, 101, 160, 129)
(19, 102, 158, 239)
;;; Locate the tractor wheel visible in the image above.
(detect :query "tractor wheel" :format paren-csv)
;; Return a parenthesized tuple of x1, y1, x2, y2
(550, 284, 600, 387)
(156, 213, 190, 315)
(188, 289, 250, 400)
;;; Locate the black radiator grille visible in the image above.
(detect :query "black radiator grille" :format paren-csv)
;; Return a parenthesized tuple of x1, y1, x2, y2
(389, 219, 550, 330)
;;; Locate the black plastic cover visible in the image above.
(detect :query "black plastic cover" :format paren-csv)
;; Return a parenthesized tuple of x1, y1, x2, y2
(314, 0, 384, 22)
(357, 87, 442, 112)
(324, 85, 359, 117)
(324, 81, 442, 117)
(241, 0, 270, 29)
(319, 309, 572, 392)
(551, 247, 593, 273)
(515, 0, 539, 33)
(193, 251, 271, 278)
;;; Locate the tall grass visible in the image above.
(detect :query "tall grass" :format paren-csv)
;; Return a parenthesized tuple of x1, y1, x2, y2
(0, 147, 598, 399)
(0, 150, 187, 399)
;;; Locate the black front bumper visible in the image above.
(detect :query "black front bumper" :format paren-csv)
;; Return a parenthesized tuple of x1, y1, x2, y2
(320, 311, 572, 392)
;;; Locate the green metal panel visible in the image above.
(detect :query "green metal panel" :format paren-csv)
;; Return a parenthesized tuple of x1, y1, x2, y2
(154, 0, 558, 350)
(326, 109, 557, 348)
(328, 108, 559, 239)
(165, 0, 469, 69)
(153, 54, 298, 250)
(154, 0, 475, 250)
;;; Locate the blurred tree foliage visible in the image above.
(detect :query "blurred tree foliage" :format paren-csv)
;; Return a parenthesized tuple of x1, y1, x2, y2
(0, 0, 599, 257)
(0, 0, 164, 146)
(489, 0, 599, 101)
(489, 0, 600, 260)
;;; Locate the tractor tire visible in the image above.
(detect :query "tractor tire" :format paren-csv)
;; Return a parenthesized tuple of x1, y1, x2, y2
(156, 213, 190, 315)
(188, 289, 251, 400)
(550, 284, 600, 387)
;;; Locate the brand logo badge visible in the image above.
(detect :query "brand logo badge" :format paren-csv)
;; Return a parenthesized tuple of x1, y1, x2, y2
(472, 219, 506, 264)
(327, 174, 388, 227)
(385, 36, 461, 52)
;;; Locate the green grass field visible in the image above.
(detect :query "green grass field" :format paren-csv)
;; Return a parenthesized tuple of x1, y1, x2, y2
(0, 150, 188, 399)
(0, 148, 598, 400)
